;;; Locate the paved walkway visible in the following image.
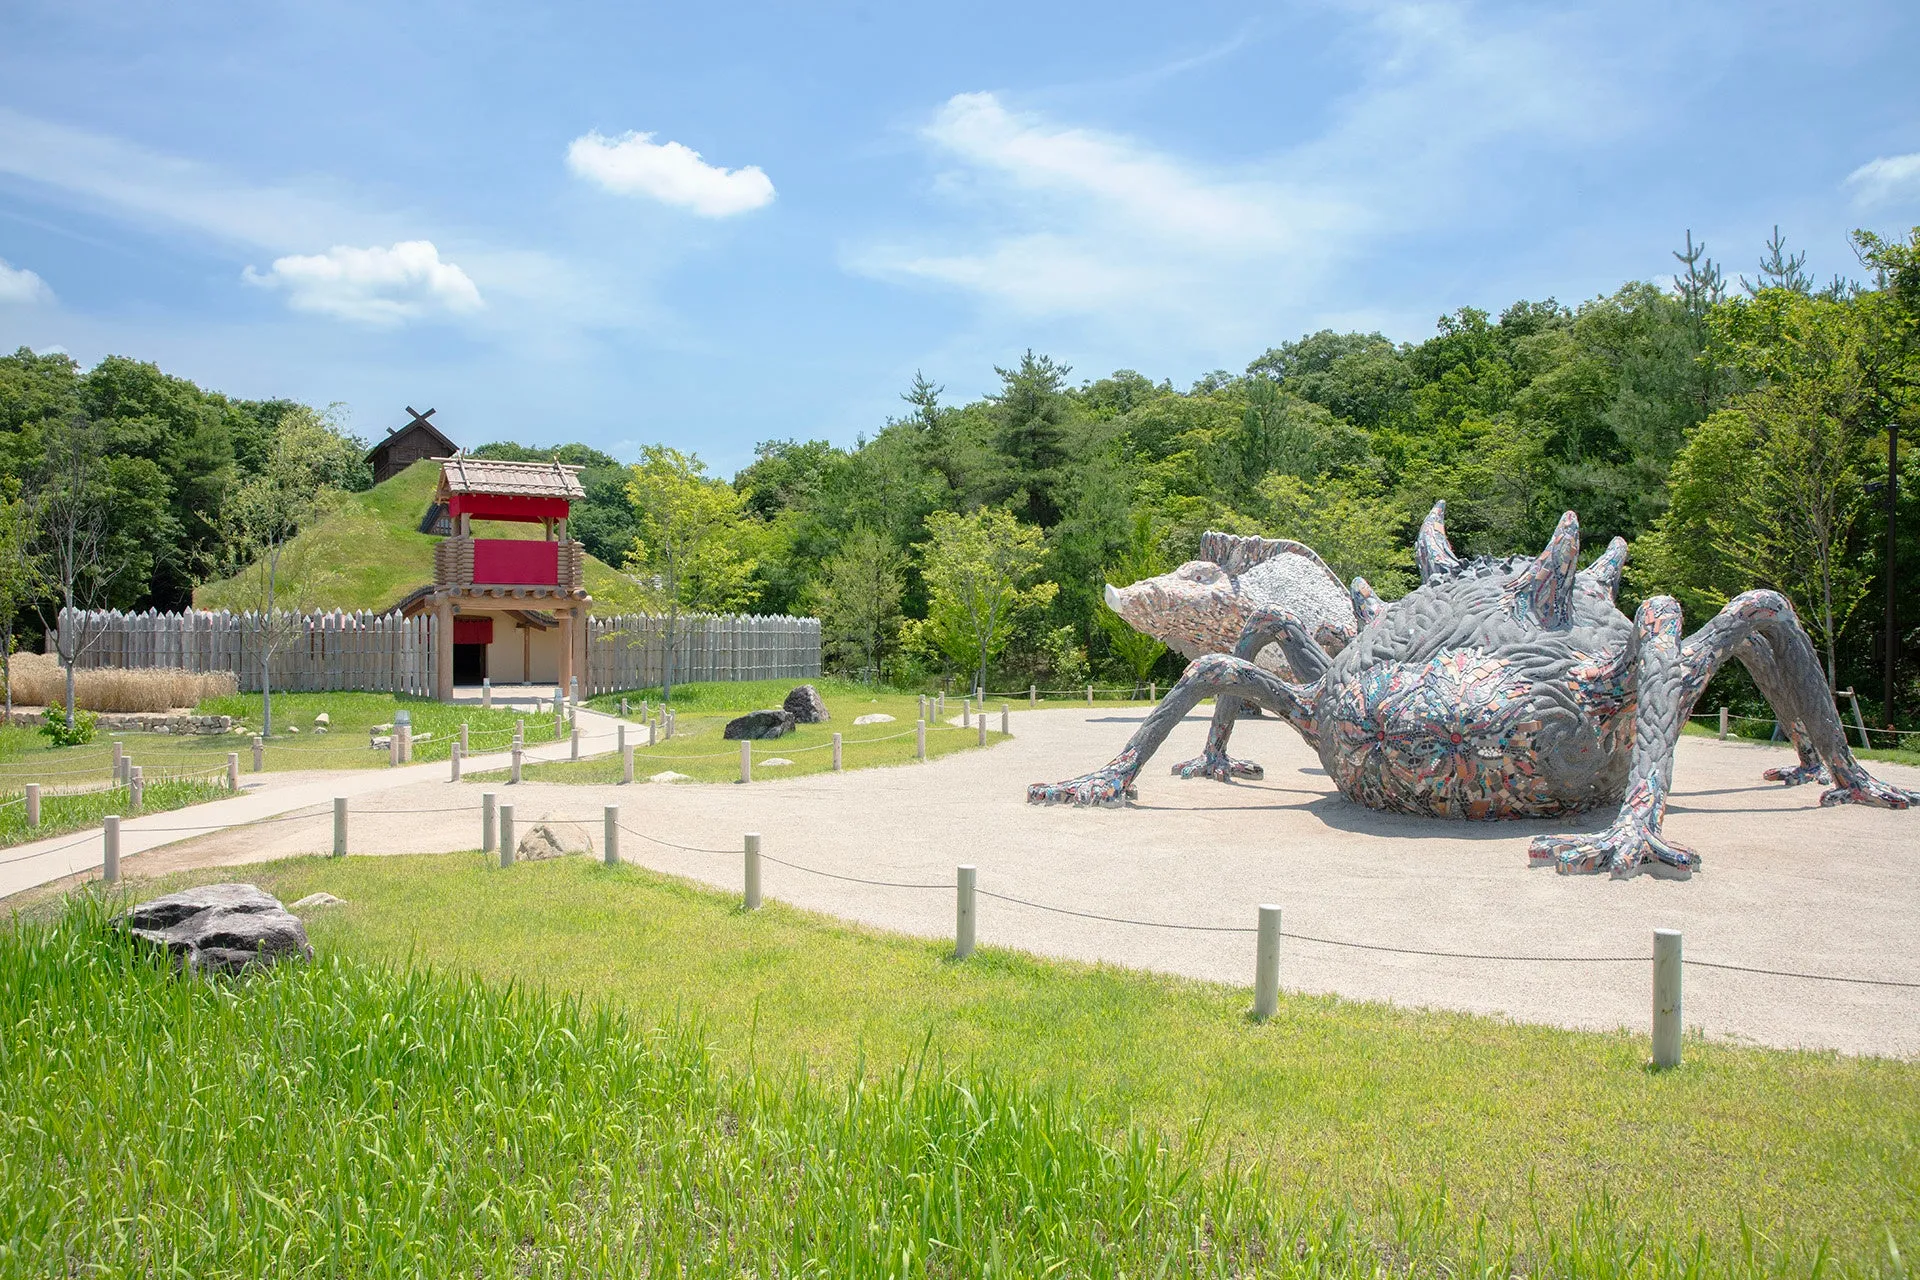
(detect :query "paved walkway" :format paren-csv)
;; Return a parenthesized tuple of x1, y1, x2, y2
(8, 705, 1918, 1057)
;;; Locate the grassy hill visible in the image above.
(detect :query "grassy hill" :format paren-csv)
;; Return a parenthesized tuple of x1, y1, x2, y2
(194, 460, 648, 613)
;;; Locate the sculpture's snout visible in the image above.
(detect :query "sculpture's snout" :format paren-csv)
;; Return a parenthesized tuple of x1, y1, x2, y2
(1104, 583, 1126, 614)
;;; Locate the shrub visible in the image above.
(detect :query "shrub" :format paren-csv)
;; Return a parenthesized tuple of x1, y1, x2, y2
(39, 704, 97, 746)
(7, 652, 238, 713)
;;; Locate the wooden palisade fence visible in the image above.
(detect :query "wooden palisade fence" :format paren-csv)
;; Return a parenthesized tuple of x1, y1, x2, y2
(56, 607, 820, 697)
(585, 614, 820, 696)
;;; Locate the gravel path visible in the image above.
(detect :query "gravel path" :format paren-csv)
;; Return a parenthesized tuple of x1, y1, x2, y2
(22, 706, 1920, 1057)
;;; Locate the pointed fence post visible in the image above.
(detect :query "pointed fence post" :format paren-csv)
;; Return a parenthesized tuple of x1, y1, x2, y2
(955, 865, 976, 959)
(1652, 929, 1683, 1069)
(744, 832, 762, 909)
(499, 804, 515, 868)
(1254, 905, 1281, 1020)
(604, 805, 619, 867)
(333, 797, 348, 857)
(102, 816, 119, 884)
(832, 732, 843, 771)
(482, 792, 497, 852)
(24, 783, 38, 830)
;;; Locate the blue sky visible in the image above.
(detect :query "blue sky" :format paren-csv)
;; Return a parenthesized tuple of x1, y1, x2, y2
(2, 1, 1917, 476)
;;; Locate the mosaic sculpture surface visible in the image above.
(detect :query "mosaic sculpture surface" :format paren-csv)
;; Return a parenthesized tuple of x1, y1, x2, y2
(1103, 532, 1357, 679)
(1031, 501, 1917, 877)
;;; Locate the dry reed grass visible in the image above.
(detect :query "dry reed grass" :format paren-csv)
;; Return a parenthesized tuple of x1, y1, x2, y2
(6, 652, 237, 713)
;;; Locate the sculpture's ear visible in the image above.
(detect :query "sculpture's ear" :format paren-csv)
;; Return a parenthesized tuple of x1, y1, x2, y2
(1198, 531, 1341, 588)
(1415, 501, 1462, 583)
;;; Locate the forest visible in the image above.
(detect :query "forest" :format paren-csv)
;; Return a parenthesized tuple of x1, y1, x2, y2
(1, 225, 1915, 727)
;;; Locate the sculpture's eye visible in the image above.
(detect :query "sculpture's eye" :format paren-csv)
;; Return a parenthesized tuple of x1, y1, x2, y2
(1176, 561, 1226, 586)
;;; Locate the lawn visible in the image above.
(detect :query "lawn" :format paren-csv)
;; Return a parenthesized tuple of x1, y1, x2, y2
(36, 851, 1916, 1276)
(507, 677, 1003, 784)
(0, 775, 232, 850)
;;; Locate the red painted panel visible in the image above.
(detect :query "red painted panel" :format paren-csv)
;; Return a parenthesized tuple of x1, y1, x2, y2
(472, 539, 559, 585)
(453, 617, 495, 645)
(448, 493, 571, 522)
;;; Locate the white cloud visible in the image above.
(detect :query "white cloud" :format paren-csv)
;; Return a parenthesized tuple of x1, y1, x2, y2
(0, 258, 53, 305)
(567, 130, 775, 217)
(1845, 153, 1920, 207)
(243, 241, 483, 326)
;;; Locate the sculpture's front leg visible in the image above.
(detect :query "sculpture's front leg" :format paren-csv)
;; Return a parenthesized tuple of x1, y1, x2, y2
(1029, 654, 1315, 806)
(1171, 606, 1329, 783)
(1531, 591, 1916, 876)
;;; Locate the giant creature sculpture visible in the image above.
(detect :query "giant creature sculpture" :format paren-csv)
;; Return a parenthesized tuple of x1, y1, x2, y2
(1030, 502, 1917, 877)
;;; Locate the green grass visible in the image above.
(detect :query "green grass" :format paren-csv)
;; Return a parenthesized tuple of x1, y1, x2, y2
(54, 852, 1919, 1276)
(0, 692, 561, 782)
(519, 678, 1000, 784)
(1680, 718, 1920, 769)
(0, 775, 231, 849)
(192, 459, 650, 613)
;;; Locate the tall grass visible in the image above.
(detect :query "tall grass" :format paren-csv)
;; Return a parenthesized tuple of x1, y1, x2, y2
(7, 652, 238, 714)
(3, 895, 1853, 1278)
(0, 775, 232, 849)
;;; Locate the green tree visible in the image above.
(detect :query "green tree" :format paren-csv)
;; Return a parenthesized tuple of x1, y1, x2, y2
(989, 351, 1074, 526)
(1256, 473, 1415, 596)
(0, 481, 41, 718)
(623, 446, 759, 703)
(213, 405, 363, 735)
(921, 507, 1056, 694)
(31, 414, 128, 727)
(817, 526, 904, 681)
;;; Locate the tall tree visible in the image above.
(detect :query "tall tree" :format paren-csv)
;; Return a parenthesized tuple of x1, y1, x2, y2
(624, 445, 759, 703)
(989, 351, 1074, 526)
(817, 526, 904, 682)
(30, 415, 124, 727)
(921, 507, 1056, 694)
(1095, 509, 1169, 693)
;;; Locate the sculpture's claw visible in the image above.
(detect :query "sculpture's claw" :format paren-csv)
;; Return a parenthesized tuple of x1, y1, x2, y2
(1027, 763, 1138, 807)
(1818, 774, 1917, 810)
(1762, 762, 1828, 786)
(1528, 822, 1700, 878)
(1172, 752, 1264, 782)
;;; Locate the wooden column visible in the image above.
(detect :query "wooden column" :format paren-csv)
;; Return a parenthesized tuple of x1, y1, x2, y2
(556, 605, 574, 701)
(434, 594, 454, 702)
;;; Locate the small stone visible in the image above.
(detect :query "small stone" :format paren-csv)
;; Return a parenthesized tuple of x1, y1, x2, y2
(648, 770, 692, 783)
(286, 725, 300, 734)
(117, 883, 312, 975)
(723, 709, 795, 740)
(517, 820, 593, 860)
(761, 757, 793, 767)
(314, 712, 330, 726)
(782, 685, 830, 724)
(290, 892, 346, 911)
(853, 713, 895, 725)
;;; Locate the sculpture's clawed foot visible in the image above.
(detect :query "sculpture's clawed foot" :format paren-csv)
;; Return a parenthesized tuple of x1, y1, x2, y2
(1027, 763, 1139, 807)
(1172, 751, 1264, 782)
(1528, 819, 1700, 879)
(1818, 773, 1918, 810)
(1761, 762, 1828, 786)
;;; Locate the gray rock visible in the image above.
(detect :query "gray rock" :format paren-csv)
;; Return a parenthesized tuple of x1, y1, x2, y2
(290, 892, 346, 911)
(723, 709, 795, 740)
(782, 684, 830, 724)
(853, 712, 895, 725)
(517, 820, 594, 860)
(117, 883, 312, 975)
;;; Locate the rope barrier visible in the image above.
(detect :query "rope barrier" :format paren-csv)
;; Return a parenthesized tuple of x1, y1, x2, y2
(977, 888, 1256, 933)
(758, 853, 954, 891)
(1682, 958, 1920, 989)
(613, 820, 738, 856)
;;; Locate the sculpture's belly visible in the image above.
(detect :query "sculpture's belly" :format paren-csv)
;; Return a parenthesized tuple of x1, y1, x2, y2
(1319, 650, 1613, 820)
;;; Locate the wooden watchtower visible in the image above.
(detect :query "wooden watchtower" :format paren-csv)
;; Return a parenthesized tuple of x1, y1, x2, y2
(423, 453, 593, 701)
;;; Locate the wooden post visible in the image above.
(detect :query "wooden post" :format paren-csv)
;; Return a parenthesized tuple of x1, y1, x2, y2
(648, 720, 657, 748)
(227, 753, 239, 792)
(510, 745, 523, 783)
(832, 732, 843, 771)
(1029, 684, 1036, 708)
(617, 724, 626, 754)
(620, 696, 628, 717)
(514, 717, 524, 746)
(111, 740, 123, 778)
(499, 804, 515, 868)
(1718, 706, 1728, 740)
(977, 715, 986, 747)
(955, 865, 976, 959)
(622, 744, 634, 784)
(1001, 704, 1009, 736)
(482, 677, 492, 709)
(571, 725, 581, 760)
(450, 743, 463, 782)
(1087, 683, 1094, 706)
(128, 765, 142, 816)
(1150, 680, 1156, 703)
(1652, 929, 1683, 1069)
(24, 782, 38, 830)
(482, 791, 497, 852)
(603, 805, 619, 867)
(739, 739, 752, 784)
(333, 797, 347, 857)
(102, 816, 119, 884)
(252, 735, 263, 772)
(963, 697, 971, 728)
(399, 723, 412, 764)
(460, 722, 469, 754)
(1254, 905, 1280, 1020)
(743, 832, 762, 909)
(916, 719, 926, 761)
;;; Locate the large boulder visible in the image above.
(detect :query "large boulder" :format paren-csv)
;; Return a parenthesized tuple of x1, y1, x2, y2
(117, 883, 312, 975)
(782, 685, 830, 724)
(723, 709, 795, 740)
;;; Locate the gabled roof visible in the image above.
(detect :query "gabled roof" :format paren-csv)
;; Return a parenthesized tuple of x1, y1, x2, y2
(368, 408, 457, 460)
(432, 453, 587, 501)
